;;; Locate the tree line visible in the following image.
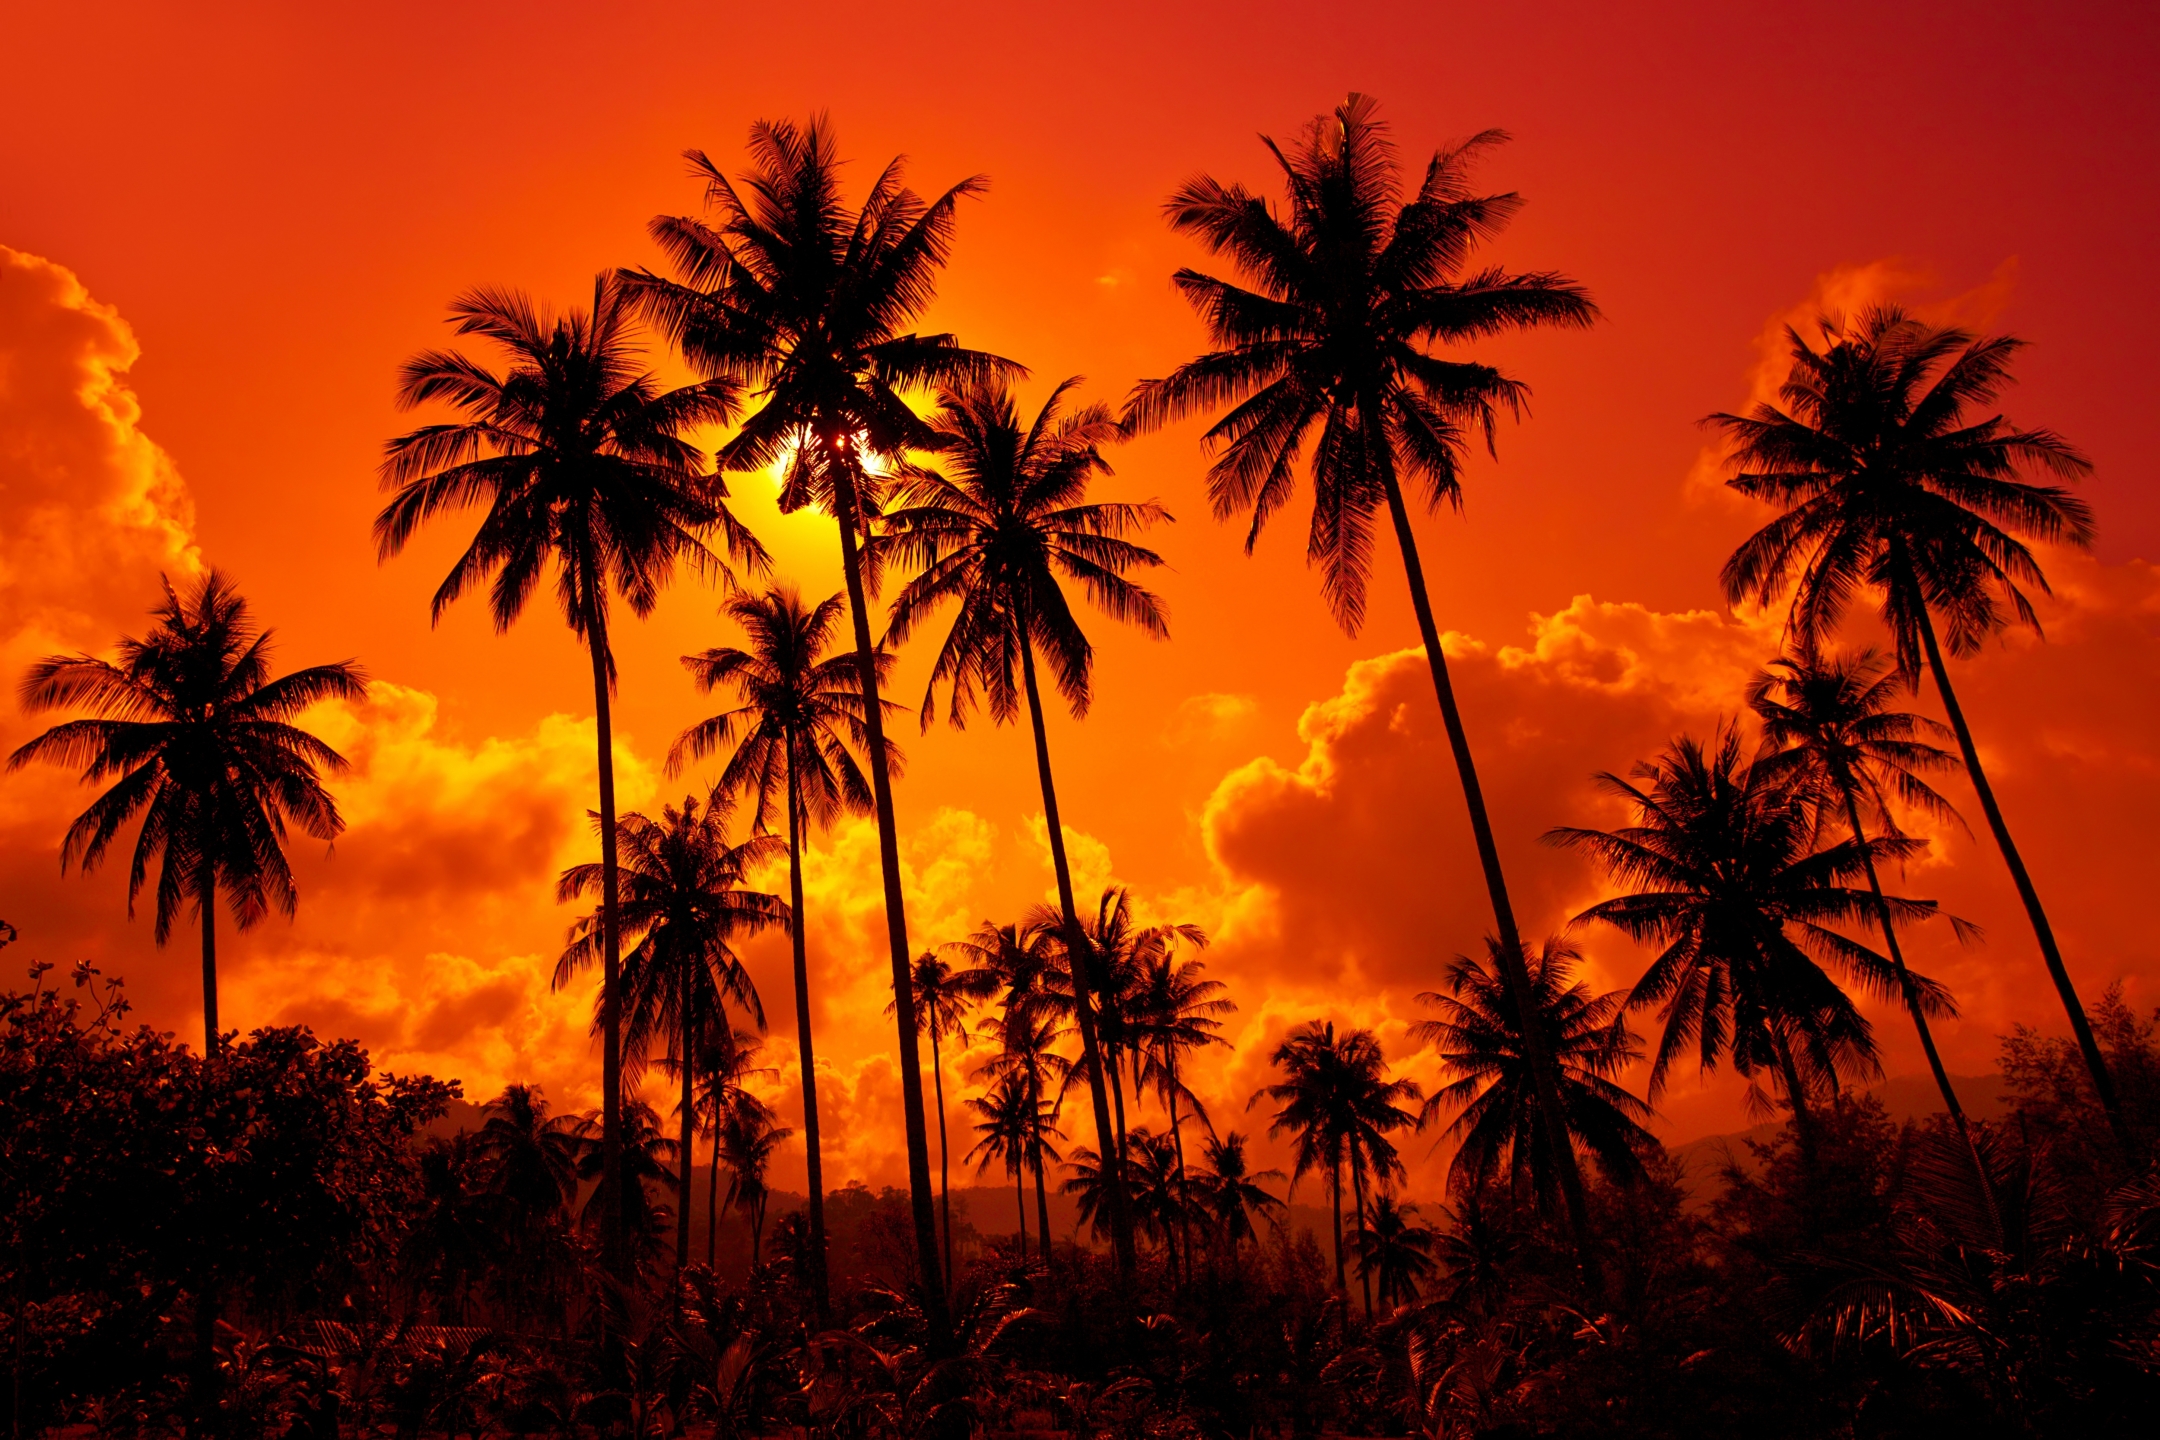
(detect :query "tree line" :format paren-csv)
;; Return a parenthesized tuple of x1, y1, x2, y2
(7, 93, 2153, 1435)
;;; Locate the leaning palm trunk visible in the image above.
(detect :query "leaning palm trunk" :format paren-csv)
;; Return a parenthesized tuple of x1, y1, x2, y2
(1166, 1068, 1192, 1290)
(1019, 636, 1140, 1274)
(829, 454, 948, 1319)
(677, 985, 697, 1277)
(784, 767, 831, 1318)
(1032, 1137, 1054, 1266)
(1837, 785, 2004, 1237)
(931, 1025, 954, 1292)
(1914, 607, 2131, 1158)
(1379, 472, 1601, 1280)
(584, 600, 627, 1286)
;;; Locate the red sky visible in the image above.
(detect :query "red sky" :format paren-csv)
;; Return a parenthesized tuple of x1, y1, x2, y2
(3, 0, 2157, 1193)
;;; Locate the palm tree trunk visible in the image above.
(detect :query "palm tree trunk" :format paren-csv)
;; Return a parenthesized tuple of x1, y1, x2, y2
(1914, 606, 2130, 1159)
(1379, 472, 1600, 1285)
(677, 986, 695, 1278)
(830, 457, 948, 1325)
(1348, 1157, 1373, 1319)
(1328, 1160, 1346, 1300)
(1773, 1028, 1817, 1161)
(707, 1123, 720, 1268)
(784, 767, 831, 1320)
(1015, 1164, 1029, 1263)
(1838, 784, 2003, 1237)
(1166, 1067, 1191, 1291)
(584, 601, 627, 1287)
(1107, 1049, 1130, 1172)
(1018, 637, 1139, 1275)
(933, 1026, 954, 1294)
(1033, 1141, 1054, 1268)
(198, 872, 219, 1055)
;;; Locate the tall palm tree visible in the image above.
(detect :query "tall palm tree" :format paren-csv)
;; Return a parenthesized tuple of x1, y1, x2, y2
(10, 570, 365, 1054)
(554, 793, 787, 1275)
(717, 1105, 793, 1273)
(1256, 1020, 1423, 1312)
(882, 377, 1170, 1273)
(1711, 308, 2117, 1148)
(693, 1026, 778, 1268)
(1413, 936, 1657, 1206)
(632, 118, 1019, 1317)
(1122, 93, 1603, 1268)
(1195, 1131, 1286, 1255)
(968, 1077, 1041, 1263)
(895, 947, 1001, 1291)
(1550, 729, 1950, 1138)
(1748, 647, 1999, 1216)
(678, 586, 893, 1315)
(376, 276, 765, 1270)
(1351, 1192, 1438, 1311)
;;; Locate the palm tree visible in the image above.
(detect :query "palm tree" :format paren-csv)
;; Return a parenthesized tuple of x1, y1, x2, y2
(554, 793, 787, 1275)
(376, 275, 765, 1270)
(1413, 936, 1658, 1206)
(632, 118, 1019, 1317)
(1195, 1131, 1286, 1255)
(1749, 647, 2000, 1217)
(1351, 1192, 1438, 1311)
(692, 1026, 778, 1268)
(717, 1104, 793, 1273)
(894, 947, 1001, 1291)
(10, 570, 365, 1054)
(977, 1000, 1074, 1262)
(472, 1083, 585, 1327)
(1128, 934, 1230, 1281)
(1711, 308, 2119, 1149)
(1256, 1020, 1423, 1313)
(882, 377, 1170, 1273)
(576, 1100, 684, 1274)
(1550, 729, 1951, 1140)
(968, 1078, 1041, 1263)
(678, 586, 893, 1315)
(1122, 93, 1603, 1269)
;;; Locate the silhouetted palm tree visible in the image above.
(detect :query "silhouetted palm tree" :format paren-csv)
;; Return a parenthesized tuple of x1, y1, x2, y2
(1123, 92, 1602, 1269)
(882, 378, 1169, 1273)
(1750, 647, 1998, 1219)
(1121, 1128, 1194, 1273)
(10, 571, 365, 1054)
(1195, 1131, 1286, 1255)
(376, 275, 765, 1269)
(1413, 936, 1657, 1206)
(474, 1083, 583, 1223)
(576, 1100, 683, 1275)
(717, 1104, 792, 1273)
(632, 119, 1018, 1316)
(692, 1026, 778, 1268)
(1257, 1019, 1423, 1312)
(1711, 308, 2119, 1150)
(969, 1078, 1042, 1263)
(978, 1001, 1074, 1262)
(679, 586, 893, 1315)
(1129, 933, 1229, 1280)
(896, 947, 1001, 1290)
(555, 793, 786, 1275)
(1352, 1192, 1437, 1311)
(1551, 729, 1951, 1140)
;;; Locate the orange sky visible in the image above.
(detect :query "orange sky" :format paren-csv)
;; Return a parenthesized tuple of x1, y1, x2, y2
(4, 0, 2157, 1194)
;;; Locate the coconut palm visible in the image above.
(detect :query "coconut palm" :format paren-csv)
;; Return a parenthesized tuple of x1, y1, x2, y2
(693, 1026, 778, 1268)
(678, 586, 893, 1314)
(977, 1001, 1074, 1263)
(894, 947, 1002, 1290)
(968, 1078, 1043, 1263)
(717, 1105, 793, 1273)
(1749, 648, 1999, 1219)
(631, 118, 1020, 1314)
(1352, 1192, 1438, 1311)
(881, 377, 1169, 1272)
(1195, 1131, 1286, 1255)
(554, 793, 786, 1275)
(1550, 728, 1953, 1139)
(10, 570, 365, 1054)
(474, 1083, 584, 1224)
(1129, 935, 1230, 1281)
(575, 1100, 684, 1274)
(1122, 92, 1603, 1267)
(1711, 308, 2118, 1149)
(1255, 1020, 1423, 1313)
(1413, 936, 1658, 1207)
(376, 275, 765, 1270)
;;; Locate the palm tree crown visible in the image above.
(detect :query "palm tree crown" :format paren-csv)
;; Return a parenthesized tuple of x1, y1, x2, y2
(9, 570, 365, 1051)
(1414, 936, 1656, 1205)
